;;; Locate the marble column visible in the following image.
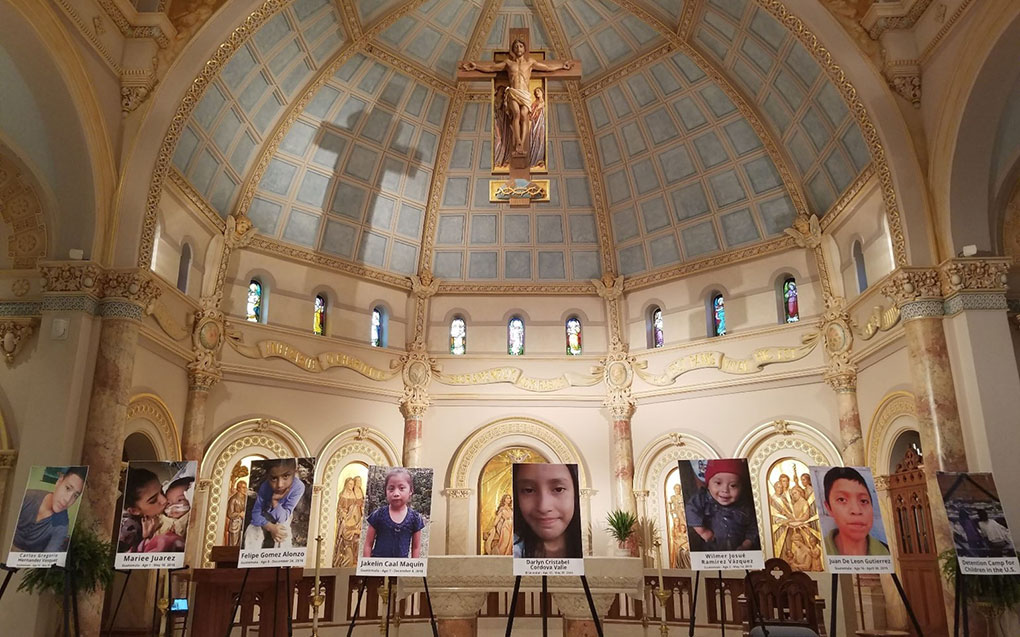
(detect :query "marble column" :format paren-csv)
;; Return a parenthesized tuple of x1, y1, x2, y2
(883, 268, 966, 633)
(401, 412, 423, 468)
(609, 407, 637, 516)
(825, 370, 865, 465)
(78, 271, 160, 636)
(443, 488, 473, 554)
(181, 379, 211, 462)
(580, 487, 597, 557)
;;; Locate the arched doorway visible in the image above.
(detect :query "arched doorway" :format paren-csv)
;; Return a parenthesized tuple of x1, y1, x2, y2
(476, 447, 547, 556)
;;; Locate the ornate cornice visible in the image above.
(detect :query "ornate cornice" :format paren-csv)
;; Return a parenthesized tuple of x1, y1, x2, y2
(880, 267, 942, 306)
(399, 349, 436, 419)
(938, 258, 1010, 297)
(40, 262, 104, 295)
(0, 150, 48, 269)
(862, 0, 935, 39)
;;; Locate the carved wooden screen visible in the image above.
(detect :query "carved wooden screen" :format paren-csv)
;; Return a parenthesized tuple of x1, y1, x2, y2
(887, 448, 948, 637)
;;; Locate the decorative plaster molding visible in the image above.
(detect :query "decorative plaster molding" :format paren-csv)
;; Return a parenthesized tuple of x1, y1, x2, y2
(865, 391, 917, 473)
(943, 293, 1008, 315)
(0, 449, 17, 470)
(126, 393, 182, 461)
(11, 279, 30, 297)
(880, 268, 942, 305)
(938, 258, 1010, 296)
(634, 331, 820, 385)
(0, 318, 39, 364)
(147, 299, 191, 341)
(0, 151, 48, 269)
(441, 488, 473, 499)
(0, 301, 42, 317)
(448, 417, 586, 489)
(854, 303, 901, 340)
(434, 365, 601, 392)
(863, 0, 935, 39)
(224, 327, 401, 379)
(919, 0, 975, 63)
(399, 349, 436, 418)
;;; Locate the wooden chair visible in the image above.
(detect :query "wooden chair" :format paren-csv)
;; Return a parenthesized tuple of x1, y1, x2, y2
(739, 558, 826, 636)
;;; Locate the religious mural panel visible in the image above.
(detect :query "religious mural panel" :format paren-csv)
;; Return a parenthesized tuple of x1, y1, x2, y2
(766, 458, 824, 572)
(664, 466, 691, 568)
(333, 461, 368, 567)
(224, 454, 265, 546)
(478, 447, 547, 555)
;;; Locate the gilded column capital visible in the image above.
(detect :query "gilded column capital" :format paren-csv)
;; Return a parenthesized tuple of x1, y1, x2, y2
(101, 268, 162, 306)
(824, 365, 858, 393)
(0, 318, 40, 365)
(881, 267, 944, 320)
(0, 449, 17, 470)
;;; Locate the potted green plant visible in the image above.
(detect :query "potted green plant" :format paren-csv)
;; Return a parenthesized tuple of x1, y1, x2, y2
(606, 510, 640, 557)
(939, 549, 1020, 636)
(18, 520, 115, 616)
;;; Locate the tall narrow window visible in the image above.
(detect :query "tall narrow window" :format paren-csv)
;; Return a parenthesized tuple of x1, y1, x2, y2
(313, 295, 327, 336)
(508, 316, 525, 356)
(371, 306, 387, 347)
(783, 278, 799, 323)
(566, 317, 582, 356)
(450, 316, 466, 355)
(651, 307, 664, 348)
(712, 294, 726, 336)
(853, 240, 868, 292)
(176, 242, 191, 293)
(246, 280, 263, 323)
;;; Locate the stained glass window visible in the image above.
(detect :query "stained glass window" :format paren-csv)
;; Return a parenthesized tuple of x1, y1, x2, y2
(508, 316, 524, 356)
(566, 317, 582, 356)
(450, 317, 466, 355)
(712, 294, 726, 336)
(371, 307, 382, 347)
(652, 307, 664, 348)
(313, 295, 326, 335)
(783, 278, 799, 323)
(246, 280, 262, 323)
(853, 240, 868, 292)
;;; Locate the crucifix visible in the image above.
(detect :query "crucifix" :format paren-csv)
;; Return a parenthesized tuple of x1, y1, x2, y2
(458, 28, 581, 206)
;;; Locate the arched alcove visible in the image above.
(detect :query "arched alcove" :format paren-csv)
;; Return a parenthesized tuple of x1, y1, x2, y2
(734, 420, 841, 560)
(199, 418, 310, 566)
(634, 432, 719, 568)
(865, 391, 919, 476)
(444, 417, 590, 555)
(125, 394, 181, 462)
(314, 426, 399, 567)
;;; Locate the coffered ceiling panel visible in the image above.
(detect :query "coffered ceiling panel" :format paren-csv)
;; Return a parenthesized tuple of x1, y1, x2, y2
(552, 0, 665, 81)
(247, 53, 449, 276)
(163, 0, 887, 287)
(587, 49, 796, 276)
(171, 0, 346, 217)
(433, 98, 602, 282)
(376, 0, 483, 83)
(691, 0, 871, 215)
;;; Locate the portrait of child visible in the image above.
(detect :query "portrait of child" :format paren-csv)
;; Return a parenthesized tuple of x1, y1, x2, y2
(242, 457, 315, 551)
(680, 458, 761, 553)
(358, 466, 434, 562)
(9, 465, 88, 564)
(511, 463, 583, 559)
(811, 465, 890, 557)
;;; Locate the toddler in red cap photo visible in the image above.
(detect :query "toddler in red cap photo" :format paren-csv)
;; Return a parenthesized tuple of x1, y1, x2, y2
(684, 458, 760, 552)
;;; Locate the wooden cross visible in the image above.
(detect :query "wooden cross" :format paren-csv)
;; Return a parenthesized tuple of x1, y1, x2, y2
(458, 28, 581, 205)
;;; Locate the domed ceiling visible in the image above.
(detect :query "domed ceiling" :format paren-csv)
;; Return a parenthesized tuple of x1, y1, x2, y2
(168, 0, 871, 287)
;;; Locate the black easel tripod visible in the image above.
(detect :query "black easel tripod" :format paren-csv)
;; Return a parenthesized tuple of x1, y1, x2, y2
(503, 574, 604, 636)
(346, 575, 439, 637)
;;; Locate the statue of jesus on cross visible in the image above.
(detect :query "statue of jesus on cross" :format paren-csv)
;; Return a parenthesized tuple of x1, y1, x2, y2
(461, 37, 572, 157)
(458, 28, 580, 205)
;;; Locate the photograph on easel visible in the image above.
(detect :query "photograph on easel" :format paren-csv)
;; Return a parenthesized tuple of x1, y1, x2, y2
(808, 465, 893, 573)
(677, 458, 764, 571)
(937, 471, 1020, 575)
(114, 461, 197, 569)
(355, 465, 434, 576)
(511, 462, 584, 576)
(237, 457, 316, 569)
(6, 465, 88, 568)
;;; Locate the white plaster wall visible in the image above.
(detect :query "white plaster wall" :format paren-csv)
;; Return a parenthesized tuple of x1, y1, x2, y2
(828, 180, 896, 299)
